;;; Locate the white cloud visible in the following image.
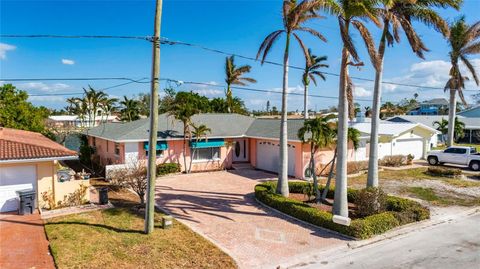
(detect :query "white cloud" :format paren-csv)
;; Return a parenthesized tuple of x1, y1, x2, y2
(28, 96, 64, 102)
(19, 82, 71, 92)
(192, 88, 223, 96)
(354, 87, 372, 97)
(61, 59, 75, 65)
(0, 43, 16, 59)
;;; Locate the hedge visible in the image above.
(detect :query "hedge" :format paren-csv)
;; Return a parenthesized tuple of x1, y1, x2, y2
(156, 163, 181, 176)
(426, 167, 462, 177)
(255, 181, 429, 239)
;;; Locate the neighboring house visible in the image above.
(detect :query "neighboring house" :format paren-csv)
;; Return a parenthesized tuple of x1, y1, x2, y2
(47, 114, 118, 128)
(408, 98, 449, 115)
(387, 115, 480, 144)
(86, 113, 438, 180)
(0, 127, 86, 213)
(458, 105, 480, 118)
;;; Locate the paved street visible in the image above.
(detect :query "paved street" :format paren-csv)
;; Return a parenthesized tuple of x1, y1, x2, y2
(297, 211, 480, 269)
(155, 169, 348, 269)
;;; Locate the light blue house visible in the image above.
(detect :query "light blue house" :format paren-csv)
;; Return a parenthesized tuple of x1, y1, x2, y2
(458, 105, 480, 117)
(408, 98, 449, 115)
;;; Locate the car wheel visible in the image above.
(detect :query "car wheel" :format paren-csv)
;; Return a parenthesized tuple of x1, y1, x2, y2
(428, 156, 438, 166)
(470, 161, 480, 171)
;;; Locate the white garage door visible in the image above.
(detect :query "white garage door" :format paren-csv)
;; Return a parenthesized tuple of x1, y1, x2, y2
(0, 165, 37, 212)
(394, 139, 424, 160)
(256, 141, 296, 176)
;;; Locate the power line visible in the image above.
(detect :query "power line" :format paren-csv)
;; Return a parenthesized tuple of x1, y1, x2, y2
(1, 77, 151, 83)
(4, 34, 476, 91)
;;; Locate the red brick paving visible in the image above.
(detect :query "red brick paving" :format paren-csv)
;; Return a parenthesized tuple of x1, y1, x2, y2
(156, 169, 349, 269)
(0, 211, 55, 269)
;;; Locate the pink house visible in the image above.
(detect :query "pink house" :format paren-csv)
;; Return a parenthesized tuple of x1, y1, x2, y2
(85, 113, 437, 179)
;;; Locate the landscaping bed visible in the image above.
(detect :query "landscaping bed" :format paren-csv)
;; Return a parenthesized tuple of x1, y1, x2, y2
(45, 180, 236, 269)
(255, 181, 430, 239)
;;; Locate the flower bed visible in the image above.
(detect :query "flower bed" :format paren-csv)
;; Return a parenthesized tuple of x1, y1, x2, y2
(255, 181, 429, 239)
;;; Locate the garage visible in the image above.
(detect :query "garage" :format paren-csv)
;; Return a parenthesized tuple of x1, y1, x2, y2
(393, 138, 424, 160)
(256, 140, 296, 176)
(0, 165, 37, 213)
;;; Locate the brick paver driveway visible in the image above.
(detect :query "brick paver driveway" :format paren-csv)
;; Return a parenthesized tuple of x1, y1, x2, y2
(156, 169, 348, 269)
(0, 212, 55, 269)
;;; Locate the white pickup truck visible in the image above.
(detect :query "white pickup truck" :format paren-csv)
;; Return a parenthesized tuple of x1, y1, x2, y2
(427, 146, 480, 171)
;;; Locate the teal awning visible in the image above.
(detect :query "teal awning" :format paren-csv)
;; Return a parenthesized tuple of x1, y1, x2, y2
(144, 141, 168, 151)
(190, 138, 225, 149)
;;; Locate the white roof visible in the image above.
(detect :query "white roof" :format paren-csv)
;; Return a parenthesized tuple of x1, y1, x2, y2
(49, 115, 78, 121)
(387, 115, 480, 130)
(350, 120, 439, 136)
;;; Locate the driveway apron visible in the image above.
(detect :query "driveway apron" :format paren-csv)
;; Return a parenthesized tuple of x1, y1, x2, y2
(156, 170, 348, 269)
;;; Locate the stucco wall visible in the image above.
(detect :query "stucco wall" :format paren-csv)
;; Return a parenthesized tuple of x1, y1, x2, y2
(90, 136, 125, 165)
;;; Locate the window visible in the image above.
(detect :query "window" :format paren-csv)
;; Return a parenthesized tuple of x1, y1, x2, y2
(146, 149, 164, 157)
(193, 147, 220, 161)
(444, 148, 456, 153)
(456, 148, 467, 154)
(471, 148, 477, 154)
(114, 143, 120, 155)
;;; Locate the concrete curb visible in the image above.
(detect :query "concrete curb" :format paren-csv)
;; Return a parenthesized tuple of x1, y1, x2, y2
(254, 198, 356, 241)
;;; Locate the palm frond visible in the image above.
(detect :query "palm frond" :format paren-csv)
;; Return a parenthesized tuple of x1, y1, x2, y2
(339, 17, 360, 62)
(460, 55, 480, 85)
(352, 20, 380, 70)
(461, 41, 480, 55)
(297, 27, 328, 42)
(256, 30, 284, 64)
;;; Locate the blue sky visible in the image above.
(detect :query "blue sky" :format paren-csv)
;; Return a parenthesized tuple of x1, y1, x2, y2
(1, 0, 479, 111)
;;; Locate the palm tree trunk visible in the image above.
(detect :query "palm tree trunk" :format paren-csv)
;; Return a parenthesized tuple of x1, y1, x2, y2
(310, 145, 320, 203)
(321, 147, 336, 202)
(304, 84, 309, 120)
(183, 132, 188, 173)
(277, 32, 290, 197)
(226, 84, 232, 113)
(367, 29, 387, 188)
(447, 89, 457, 147)
(333, 46, 349, 217)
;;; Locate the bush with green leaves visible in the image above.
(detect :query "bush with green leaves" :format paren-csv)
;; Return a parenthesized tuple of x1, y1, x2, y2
(426, 167, 462, 177)
(255, 181, 429, 239)
(156, 163, 181, 176)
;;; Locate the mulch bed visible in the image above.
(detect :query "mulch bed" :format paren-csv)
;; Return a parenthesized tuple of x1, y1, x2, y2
(289, 193, 360, 218)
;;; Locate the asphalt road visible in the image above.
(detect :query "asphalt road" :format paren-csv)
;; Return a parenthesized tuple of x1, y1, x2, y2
(300, 212, 480, 269)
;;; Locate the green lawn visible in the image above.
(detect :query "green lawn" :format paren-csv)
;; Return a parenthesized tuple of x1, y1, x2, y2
(44, 183, 236, 269)
(405, 186, 480, 207)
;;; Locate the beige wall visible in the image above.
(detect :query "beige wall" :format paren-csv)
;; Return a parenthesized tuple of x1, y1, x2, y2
(0, 160, 90, 209)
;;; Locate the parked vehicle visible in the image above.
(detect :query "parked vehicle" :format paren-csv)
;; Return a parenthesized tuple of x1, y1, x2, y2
(427, 146, 480, 171)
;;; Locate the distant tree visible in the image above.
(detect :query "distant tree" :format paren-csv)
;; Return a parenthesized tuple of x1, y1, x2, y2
(0, 84, 50, 134)
(271, 106, 279, 115)
(119, 96, 141, 122)
(224, 56, 256, 113)
(266, 100, 270, 114)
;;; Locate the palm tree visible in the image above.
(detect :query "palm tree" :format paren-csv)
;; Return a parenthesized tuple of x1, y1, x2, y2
(257, 0, 326, 197)
(101, 97, 118, 123)
(445, 17, 480, 146)
(317, 0, 380, 218)
(321, 126, 360, 204)
(168, 100, 199, 173)
(434, 117, 465, 143)
(367, 0, 459, 188)
(302, 48, 328, 119)
(83, 86, 108, 127)
(225, 56, 256, 113)
(120, 96, 141, 122)
(433, 118, 449, 143)
(298, 115, 336, 203)
(189, 124, 212, 173)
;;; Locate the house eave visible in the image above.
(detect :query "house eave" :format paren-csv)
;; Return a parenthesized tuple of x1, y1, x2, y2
(0, 155, 78, 164)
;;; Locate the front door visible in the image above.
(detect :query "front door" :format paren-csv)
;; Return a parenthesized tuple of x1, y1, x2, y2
(233, 139, 248, 162)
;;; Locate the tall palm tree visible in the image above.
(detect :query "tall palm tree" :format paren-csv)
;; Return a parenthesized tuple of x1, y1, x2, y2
(445, 17, 480, 146)
(101, 97, 119, 123)
(225, 56, 256, 113)
(316, 0, 381, 218)
(367, 0, 459, 188)
(298, 115, 336, 203)
(120, 96, 141, 122)
(433, 118, 449, 143)
(168, 100, 199, 173)
(302, 48, 328, 119)
(257, 0, 326, 197)
(434, 117, 465, 143)
(189, 124, 212, 173)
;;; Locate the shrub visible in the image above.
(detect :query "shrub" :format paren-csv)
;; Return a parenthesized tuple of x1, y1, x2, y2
(426, 167, 462, 177)
(255, 181, 429, 239)
(156, 163, 181, 176)
(355, 187, 387, 218)
(302, 181, 315, 201)
(379, 155, 407, 167)
(347, 161, 369, 174)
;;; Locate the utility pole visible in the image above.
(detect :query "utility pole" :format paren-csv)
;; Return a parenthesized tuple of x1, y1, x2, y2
(145, 0, 163, 234)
